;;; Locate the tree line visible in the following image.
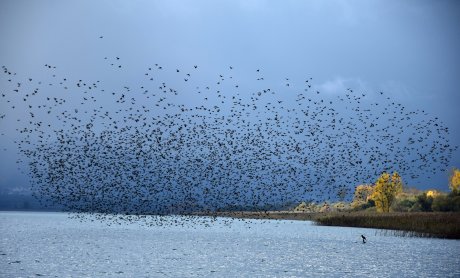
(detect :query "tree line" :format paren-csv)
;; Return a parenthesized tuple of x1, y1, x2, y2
(294, 168, 460, 213)
(351, 168, 460, 212)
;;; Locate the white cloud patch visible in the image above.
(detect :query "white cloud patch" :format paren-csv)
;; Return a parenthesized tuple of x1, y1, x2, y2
(314, 76, 368, 95)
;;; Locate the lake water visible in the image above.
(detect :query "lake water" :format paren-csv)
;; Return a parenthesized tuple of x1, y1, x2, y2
(0, 211, 459, 277)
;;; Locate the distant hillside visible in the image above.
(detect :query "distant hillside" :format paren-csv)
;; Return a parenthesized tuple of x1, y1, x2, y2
(0, 194, 62, 211)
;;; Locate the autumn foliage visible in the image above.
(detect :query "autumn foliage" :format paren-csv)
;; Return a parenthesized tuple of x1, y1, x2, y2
(348, 169, 460, 213)
(299, 168, 460, 214)
(351, 185, 374, 209)
(370, 172, 403, 212)
(449, 168, 460, 195)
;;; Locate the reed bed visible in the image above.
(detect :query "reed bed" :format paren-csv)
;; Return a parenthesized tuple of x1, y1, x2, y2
(314, 212, 460, 239)
(198, 211, 460, 239)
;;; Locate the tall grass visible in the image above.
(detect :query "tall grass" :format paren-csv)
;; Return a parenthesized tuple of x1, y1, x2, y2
(314, 212, 460, 239)
(200, 211, 460, 239)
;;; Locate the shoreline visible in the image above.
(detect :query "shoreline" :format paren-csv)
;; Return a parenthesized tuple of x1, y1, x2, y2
(3, 209, 459, 239)
(197, 211, 460, 239)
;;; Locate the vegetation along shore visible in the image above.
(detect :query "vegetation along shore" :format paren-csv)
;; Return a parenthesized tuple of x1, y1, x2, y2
(212, 168, 460, 239)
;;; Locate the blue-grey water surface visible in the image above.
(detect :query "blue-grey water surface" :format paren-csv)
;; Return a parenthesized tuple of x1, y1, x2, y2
(0, 211, 459, 277)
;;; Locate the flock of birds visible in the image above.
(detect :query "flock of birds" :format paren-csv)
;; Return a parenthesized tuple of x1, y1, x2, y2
(0, 38, 456, 225)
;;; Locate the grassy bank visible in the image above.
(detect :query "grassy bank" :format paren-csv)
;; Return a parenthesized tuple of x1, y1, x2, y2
(202, 211, 460, 239)
(314, 212, 460, 239)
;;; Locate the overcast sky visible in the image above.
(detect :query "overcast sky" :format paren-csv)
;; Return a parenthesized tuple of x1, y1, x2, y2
(1, 0, 459, 193)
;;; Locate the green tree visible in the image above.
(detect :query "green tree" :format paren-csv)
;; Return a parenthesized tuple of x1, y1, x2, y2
(390, 187, 420, 212)
(449, 167, 460, 195)
(431, 195, 450, 212)
(416, 192, 434, 212)
(431, 194, 460, 212)
(370, 172, 403, 212)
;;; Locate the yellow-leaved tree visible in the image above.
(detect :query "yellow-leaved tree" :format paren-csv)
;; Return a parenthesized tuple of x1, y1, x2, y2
(371, 172, 403, 212)
(449, 168, 460, 195)
(351, 184, 374, 209)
